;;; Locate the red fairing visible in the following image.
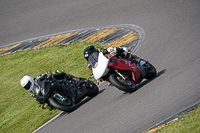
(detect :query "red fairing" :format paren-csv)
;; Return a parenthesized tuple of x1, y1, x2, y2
(111, 58, 141, 83)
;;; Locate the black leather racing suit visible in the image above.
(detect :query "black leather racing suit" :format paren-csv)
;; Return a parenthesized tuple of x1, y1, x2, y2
(30, 70, 83, 104)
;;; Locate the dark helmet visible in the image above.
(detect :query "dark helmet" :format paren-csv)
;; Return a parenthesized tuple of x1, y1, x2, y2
(83, 45, 97, 60)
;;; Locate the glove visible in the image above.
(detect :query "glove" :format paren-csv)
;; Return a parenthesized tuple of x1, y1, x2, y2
(37, 74, 48, 81)
(46, 71, 52, 75)
(46, 71, 53, 78)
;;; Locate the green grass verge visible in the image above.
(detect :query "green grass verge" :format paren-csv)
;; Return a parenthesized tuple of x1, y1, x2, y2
(153, 105, 200, 133)
(0, 42, 104, 133)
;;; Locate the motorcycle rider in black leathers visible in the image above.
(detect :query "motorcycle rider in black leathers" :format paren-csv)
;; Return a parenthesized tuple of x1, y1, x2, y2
(20, 69, 88, 108)
(83, 45, 140, 70)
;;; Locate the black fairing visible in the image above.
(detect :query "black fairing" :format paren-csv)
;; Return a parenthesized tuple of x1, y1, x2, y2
(40, 80, 52, 96)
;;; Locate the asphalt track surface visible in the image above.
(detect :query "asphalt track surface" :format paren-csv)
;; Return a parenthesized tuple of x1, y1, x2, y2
(1, 0, 200, 133)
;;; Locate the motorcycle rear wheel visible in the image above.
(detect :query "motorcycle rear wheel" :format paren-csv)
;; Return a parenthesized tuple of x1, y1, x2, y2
(48, 95, 76, 112)
(109, 73, 137, 92)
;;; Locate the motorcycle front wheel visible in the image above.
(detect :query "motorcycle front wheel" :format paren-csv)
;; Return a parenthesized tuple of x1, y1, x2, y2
(48, 95, 76, 112)
(86, 80, 99, 97)
(109, 73, 137, 92)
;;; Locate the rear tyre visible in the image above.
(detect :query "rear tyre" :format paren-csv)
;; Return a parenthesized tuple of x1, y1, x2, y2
(48, 95, 76, 112)
(109, 73, 137, 92)
(144, 62, 157, 79)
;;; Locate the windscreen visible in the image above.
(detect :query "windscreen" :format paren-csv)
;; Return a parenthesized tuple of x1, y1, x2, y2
(88, 52, 99, 67)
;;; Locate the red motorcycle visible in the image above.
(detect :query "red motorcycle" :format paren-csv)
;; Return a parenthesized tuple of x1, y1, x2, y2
(88, 49, 157, 92)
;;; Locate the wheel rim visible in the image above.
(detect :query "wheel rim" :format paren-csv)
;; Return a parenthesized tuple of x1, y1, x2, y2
(116, 76, 133, 86)
(54, 97, 72, 106)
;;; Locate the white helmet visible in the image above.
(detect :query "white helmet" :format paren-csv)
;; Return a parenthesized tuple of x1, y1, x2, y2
(20, 75, 34, 91)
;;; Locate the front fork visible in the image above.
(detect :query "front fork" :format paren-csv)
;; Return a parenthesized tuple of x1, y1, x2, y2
(139, 60, 148, 77)
(114, 69, 128, 81)
(114, 69, 136, 86)
(54, 93, 66, 102)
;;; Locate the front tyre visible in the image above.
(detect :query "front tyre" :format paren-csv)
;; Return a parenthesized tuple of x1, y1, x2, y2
(48, 96, 76, 112)
(109, 73, 136, 92)
(86, 81, 99, 97)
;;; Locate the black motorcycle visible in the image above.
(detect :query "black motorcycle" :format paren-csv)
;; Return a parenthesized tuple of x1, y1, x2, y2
(34, 75, 99, 112)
